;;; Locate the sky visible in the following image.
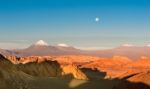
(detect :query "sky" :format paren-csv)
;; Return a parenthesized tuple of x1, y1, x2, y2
(0, 0, 150, 49)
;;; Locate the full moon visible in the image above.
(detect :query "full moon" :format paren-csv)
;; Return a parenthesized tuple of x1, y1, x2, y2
(95, 17, 100, 22)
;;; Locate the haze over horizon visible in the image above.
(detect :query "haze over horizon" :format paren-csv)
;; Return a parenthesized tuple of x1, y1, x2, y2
(0, 0, 150, 49)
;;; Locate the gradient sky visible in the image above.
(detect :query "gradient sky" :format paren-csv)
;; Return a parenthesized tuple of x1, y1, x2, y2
(0, 0, 150, 49)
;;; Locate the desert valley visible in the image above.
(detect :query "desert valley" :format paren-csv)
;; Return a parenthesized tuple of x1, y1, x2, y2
(0, 0, 149, 89)
(0, 40, 150, 89)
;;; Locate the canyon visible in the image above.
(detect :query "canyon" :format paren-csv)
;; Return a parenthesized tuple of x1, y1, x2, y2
(0, 54, 150, 89)
(0, 41, 150, 89)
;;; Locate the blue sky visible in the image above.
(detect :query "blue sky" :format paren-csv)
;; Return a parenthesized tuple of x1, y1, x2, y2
(0, 0, 150, 49)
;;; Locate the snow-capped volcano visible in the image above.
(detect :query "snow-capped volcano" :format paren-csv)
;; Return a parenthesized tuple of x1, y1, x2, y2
(34, 40, 48, 46)
(9, 40, 81, 57)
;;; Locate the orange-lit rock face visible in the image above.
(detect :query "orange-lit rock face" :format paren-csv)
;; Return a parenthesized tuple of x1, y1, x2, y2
(81, 56, 132, 69)
(5, 55, 91, 80)
(127, 71, 150, 85)
(61, 64, 88, 80)
(6, 55, 100, 65)
(80, 56, 150, 79)
(4, 54, 150, 89)
(6, 55, 150, 80)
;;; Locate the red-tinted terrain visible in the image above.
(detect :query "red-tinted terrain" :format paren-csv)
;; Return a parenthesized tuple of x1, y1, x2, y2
(0, 41, 150, 89)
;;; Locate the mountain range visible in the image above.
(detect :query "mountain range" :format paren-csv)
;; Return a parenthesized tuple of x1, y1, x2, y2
(1, 40, 150, 59)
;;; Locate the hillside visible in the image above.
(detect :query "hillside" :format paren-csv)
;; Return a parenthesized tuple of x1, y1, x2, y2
(0, 54, 150, 89)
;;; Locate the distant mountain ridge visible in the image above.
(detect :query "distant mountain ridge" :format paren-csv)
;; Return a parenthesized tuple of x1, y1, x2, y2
(10, 40, 82, 57)
(1, 40, 150, 59)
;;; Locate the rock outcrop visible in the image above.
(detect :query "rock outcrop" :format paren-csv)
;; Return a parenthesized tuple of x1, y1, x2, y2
(61, 64, 88, 80)
(1, 54, 88, 80)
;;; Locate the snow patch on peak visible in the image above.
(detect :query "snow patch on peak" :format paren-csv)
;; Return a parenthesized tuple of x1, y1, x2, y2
(57, 43, 69, 47)
(35, 40, 48, 46)
(122, 44, 134, 47)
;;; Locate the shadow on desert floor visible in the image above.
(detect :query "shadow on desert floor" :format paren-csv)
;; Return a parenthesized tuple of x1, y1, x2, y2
(54, 67, 150, 89)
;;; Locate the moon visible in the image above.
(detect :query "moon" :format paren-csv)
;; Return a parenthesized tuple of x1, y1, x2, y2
(95, 17, 100, 22)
